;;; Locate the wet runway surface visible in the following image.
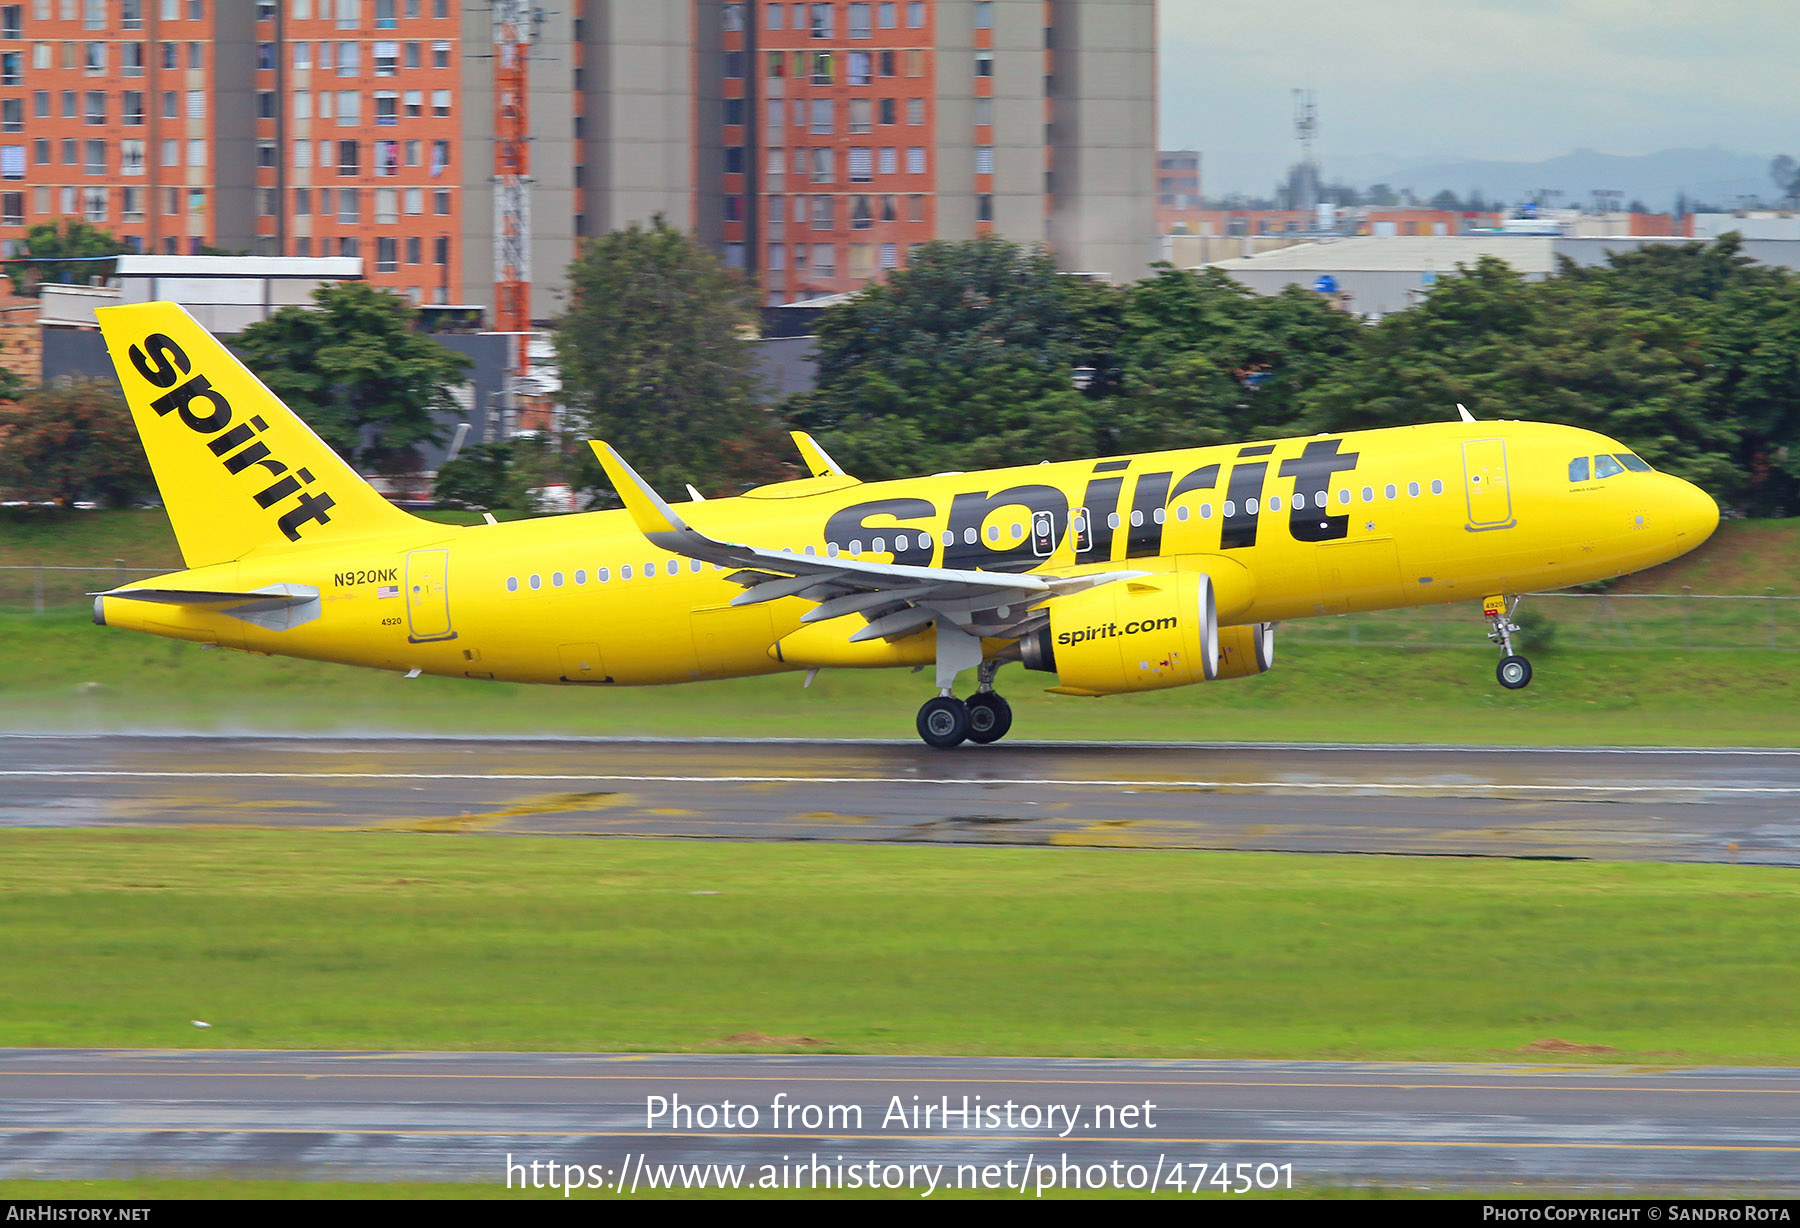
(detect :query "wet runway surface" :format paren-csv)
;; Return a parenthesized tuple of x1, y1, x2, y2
(4, 1050, 1798, 1190)
(3, 735, 1800, 863)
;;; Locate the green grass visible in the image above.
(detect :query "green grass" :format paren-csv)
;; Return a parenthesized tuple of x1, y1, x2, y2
(3, 508, 1796, 744)
(4, 831, 1799, 1063)
(6, 607, 1798, 744)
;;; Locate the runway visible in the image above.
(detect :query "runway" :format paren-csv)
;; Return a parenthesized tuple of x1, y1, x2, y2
(3, 1050, 1799, 1191)
(3, 735, 1800, 863)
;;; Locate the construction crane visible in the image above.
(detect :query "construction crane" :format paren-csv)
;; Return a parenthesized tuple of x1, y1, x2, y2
(492, 1, 535, 380)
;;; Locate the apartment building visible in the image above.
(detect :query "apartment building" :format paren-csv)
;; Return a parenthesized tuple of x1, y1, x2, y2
(0, 1, 1153, 316)
(713, 0, 1155, 302)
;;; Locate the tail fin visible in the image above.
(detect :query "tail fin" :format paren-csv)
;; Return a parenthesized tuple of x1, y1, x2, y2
(97, 301, 417, 568)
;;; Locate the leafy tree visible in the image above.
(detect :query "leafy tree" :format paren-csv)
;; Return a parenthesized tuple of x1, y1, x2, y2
(1365, 183, 1399, 207)
(5, 220, 124, 295)
(432, 434, 569, 514)
(1109, 267, 1361, 454)
(0, 380, 153, 506)
(787, 236, 1121, 479)
(555, 217, 784, 498)
(1429, 189, 1462, 211)
(1302, 256, 1739, 498)
(233, 281, 468, 472)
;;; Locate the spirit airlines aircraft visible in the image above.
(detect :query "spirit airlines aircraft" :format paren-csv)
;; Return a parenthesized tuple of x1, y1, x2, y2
(92, 303, 1719, 747)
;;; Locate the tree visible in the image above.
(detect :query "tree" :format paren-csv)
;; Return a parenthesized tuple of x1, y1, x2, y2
(0, 380, 153, 507)
(232, 281, 468, 472)
(1301, 256, 1740, 500)
(555, 217, 783, 497)
(432, 434, 568, 514)
(1429, 189, 1462, 211)
(786, 236, 1122, 479)
(5, 220, 125, 296)
(1108, 267, 1361, 453)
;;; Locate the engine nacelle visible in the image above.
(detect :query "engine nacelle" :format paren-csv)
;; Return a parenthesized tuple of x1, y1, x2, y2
(1021, 573, 1219, 695)
(1213, 622, 1275, 680)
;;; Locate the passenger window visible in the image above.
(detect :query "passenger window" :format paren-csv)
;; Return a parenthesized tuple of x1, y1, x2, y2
(598, 567, 610, 582)
(1408, 481, 1420, 497)
(1293, 493, 1306, 510)
(1384, 484, 1397, 500)
(1430, 479, 1444, 495)
(1594, 454, 1625, 479)
(872, 536, 886, 553)
(506, 576, 518, 593)
(621, 565, 632, 580)
(528, 574, 541, 590)
(1175, 505, 1189, 522)
(1222, 499, 1237, 518)
(1616, 453, 1652, 473)
(1569, 457, 1590, 482)
(1265, 497, 1279, 513)
(575, 569, 586, 585)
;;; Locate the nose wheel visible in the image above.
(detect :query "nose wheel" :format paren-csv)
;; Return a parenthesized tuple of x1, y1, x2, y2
(1484, 594, 1532, 690)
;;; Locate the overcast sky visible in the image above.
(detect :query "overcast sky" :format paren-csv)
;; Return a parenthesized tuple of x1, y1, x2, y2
(1160, 0, 1799, 194)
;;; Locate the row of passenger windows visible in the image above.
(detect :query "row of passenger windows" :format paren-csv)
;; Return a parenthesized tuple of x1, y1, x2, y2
(1569, 453, 1652, 482)
(499, 480, 1450, 593)
(505, 558, 722, 592)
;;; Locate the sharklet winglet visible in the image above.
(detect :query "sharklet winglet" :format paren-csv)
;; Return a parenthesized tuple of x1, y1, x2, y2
(790, 430, 848, 478)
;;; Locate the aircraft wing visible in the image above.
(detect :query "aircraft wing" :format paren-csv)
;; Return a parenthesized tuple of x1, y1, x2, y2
(591, 442, 1141, 642)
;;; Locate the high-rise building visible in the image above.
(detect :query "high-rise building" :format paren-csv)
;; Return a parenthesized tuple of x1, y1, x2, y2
(0, 1, 1153, 316)
(708, 0, 1156, 303)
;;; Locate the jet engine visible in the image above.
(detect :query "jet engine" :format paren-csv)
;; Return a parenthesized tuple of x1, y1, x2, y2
(1020, 572, 1219, 695)
(1213, 621, 1275, 680)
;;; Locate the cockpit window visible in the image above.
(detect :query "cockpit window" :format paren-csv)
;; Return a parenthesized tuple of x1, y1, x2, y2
(1593, 454, 1626, 479)
(1568, 457, 1591, 482)
(1615, 453, 1652, 473)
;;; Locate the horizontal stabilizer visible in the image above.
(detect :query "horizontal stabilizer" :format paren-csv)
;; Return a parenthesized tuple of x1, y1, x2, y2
(95, 582, 322, 631)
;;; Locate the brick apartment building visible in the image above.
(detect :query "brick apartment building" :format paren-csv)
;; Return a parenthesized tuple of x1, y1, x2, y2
(0, 0, 1153, 319)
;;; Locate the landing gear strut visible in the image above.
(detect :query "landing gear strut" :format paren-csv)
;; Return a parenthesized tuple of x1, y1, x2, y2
(915, 633, 1014, 748)
(1484, 594, 1533, 690)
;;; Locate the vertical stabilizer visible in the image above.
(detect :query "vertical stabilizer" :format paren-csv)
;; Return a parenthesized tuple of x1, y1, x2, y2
(96, 301, 418, 567)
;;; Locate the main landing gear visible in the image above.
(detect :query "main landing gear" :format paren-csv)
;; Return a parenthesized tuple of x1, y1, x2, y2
(916, 660, 1014, 748)
(1484, 594, 1533, 690)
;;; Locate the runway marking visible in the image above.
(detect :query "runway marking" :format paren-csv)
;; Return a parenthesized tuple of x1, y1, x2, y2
(3, 771, 1796, 796)
(2, 1127, 1797, 1153)
(6, 1071, 1797, 1094)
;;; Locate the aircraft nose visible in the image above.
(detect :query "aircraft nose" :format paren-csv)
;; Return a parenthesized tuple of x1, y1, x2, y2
(1669, 477, 1719, 545)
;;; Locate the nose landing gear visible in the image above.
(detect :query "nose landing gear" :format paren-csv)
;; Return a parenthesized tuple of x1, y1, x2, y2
(1484, 594, 1533, 690)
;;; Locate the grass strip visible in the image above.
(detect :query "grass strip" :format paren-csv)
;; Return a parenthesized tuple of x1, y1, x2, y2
(3, 831, 1798, 1063)
(7, 607, 1799, 744)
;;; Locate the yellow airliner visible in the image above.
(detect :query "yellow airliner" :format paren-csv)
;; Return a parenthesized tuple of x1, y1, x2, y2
(93, 302, 1718, 747)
